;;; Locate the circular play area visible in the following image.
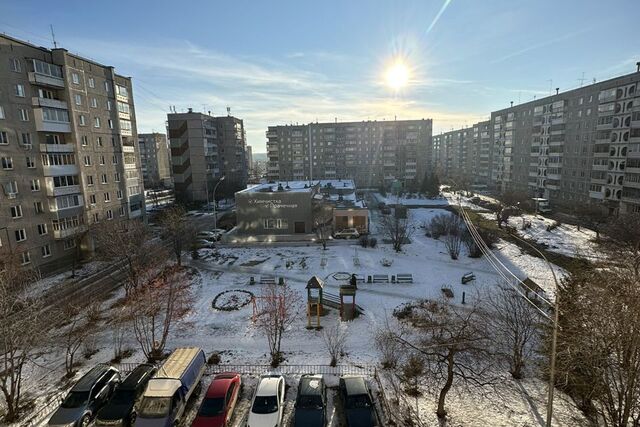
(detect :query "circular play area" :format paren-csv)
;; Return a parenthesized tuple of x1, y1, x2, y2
(212, 289, 254, 311)
(332, 272, 352, 281)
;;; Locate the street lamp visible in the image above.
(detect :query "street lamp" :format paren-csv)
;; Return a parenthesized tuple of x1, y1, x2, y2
(212, 176, 226, 230)
(508, 231, 560, 427)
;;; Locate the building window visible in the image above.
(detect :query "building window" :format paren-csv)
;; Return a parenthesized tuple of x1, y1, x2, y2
(0, 106, 5, 119)
(63, 239, 77, 250)
(92, 212, 99, 223)
(30, 179, 40, 191)
(263, 218, 288, 229)
(41, 244, 51, 258)
(108, 119, 114, 129)
(0, 131, 7, 145)
(87, 175, 94, 186)
(99, 155, 105, 165)
(15, 229, 26, 242)
(107, 100, 113, 111)
(84, 155, 91, 166)
(15, 84, 25, 97)
(112, 155, 118, 165)
(79, 114, 86, 126)
(10, 58, 21, 72)
(114, 172, 120, 181)
(94, 117, 101, 128)
(21, 133, 32, 147)
(72, 72, 80, 84)
(97, 136, 103, 147)
(4, 180, 18, 195)
(20, 251, 30, 265)
(101, 173, 107, 184)
(34, 201, 44, 213)
(119, 206, 125, 216)
(38, 223, 48, 235)
(88, 77, 95, 88)
(104, 192, 110, 202)
(82, 135, 88, 146)
(10, 205, 23, 218)
(91, 98, 97, 108)
(2, 157, 13, 169)
(117, 189, 123, 199)
(26, 156, 35, 168)
(74, 94, 82, 105)
(106, 209, 113, 220)
(19, 109, 29, 121)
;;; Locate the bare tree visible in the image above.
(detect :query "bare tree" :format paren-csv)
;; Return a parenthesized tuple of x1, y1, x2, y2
(554, 265, 640, 426)
(484, 283, 540, 379)
(380, 208, 413, 252)
(159, 205, 196, 266)
(601, 212, 640, 277)
(388, 298, 495, 419)
(443, 214, 464, 260)
(126, 265, 193, 361)
(93, 219, 167, 295)
(0, 255, 43, 422)
(58, 303, 94, 378)
(321, 321, 347, 367)
(110, 305, 131, 362)
(313, 202, 333, 250)
(374, 316, 403, 369)
(254, 282, 302, 367)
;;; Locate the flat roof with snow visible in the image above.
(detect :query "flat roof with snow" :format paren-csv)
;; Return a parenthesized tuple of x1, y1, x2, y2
(238, 179, 356, 194)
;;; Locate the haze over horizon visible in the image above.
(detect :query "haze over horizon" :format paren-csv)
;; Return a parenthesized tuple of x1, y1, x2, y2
(3, 0, 639, 152)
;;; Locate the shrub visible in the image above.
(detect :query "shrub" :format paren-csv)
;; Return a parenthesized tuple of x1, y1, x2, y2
(359, 235, 369, 248)
(428, 213, 450, 239)
(208, 352, 221, 365)
(368, 237, 377, 248)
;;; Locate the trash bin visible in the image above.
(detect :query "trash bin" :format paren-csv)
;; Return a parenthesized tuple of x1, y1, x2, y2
(249, 276, 255, 285)
(391, 275, 396, 283)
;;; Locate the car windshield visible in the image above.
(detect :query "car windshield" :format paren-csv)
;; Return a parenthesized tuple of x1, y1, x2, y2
(110, 389, 135, 404)
(297, 395, 322, 409)
(346, 394, 371, 409)
(198, 397, 225, 416)
(61, 391, 89, 408)
(252, 395, 278, 414)
(137, 397, 172, 418)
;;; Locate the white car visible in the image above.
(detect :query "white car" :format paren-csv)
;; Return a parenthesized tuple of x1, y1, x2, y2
(247, 375, 285, 427)
(334, 228, 360, 239)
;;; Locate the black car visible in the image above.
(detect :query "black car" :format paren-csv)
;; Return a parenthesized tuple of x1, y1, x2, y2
(293, 375, 326, 427)
(94, 364, 157, 427)
(48, 365, 121, 427)
(339, 376, 376, 427)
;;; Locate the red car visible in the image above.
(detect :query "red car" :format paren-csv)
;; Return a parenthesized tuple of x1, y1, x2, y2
(192, 373, 241, 427)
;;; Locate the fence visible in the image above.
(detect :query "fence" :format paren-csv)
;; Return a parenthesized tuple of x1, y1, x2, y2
(112, 362, 377, 376)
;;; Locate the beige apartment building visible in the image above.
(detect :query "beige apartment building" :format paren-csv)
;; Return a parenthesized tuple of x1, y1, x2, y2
(138, 133, 172, 188)
(432, 68, 640, 215)
(0, 34, 144, 273)
(266, 119, 432, 190)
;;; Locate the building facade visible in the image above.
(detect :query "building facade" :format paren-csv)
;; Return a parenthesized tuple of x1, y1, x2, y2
(266, 119, 432, 189)
(167, 110, 247, 203)
(0, 34, 144, 272)
(138, 133, 171, 188)
(431, 69, 640, 214)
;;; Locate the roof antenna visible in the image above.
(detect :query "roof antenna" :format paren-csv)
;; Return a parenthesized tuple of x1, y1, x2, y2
(226, 106, 231, 116)
(50, 24, 57, 48)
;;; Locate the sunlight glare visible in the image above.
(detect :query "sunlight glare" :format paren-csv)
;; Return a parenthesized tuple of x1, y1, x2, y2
(385, 61, 410, 90)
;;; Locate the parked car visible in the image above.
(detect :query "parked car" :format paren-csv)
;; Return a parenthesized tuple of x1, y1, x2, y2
(191, 372, 241, 427)
(95, 364, 157, 427)
(247, 374, 285, 427)
(293, 375, 326, 427)
(196, 238, 216, 249)
(334, 228, 360, 239)
(339, 376, 376, 427)
(197, 230, 223, 242)
(48, 365, 121, 427)
(135, 347, 207, 427)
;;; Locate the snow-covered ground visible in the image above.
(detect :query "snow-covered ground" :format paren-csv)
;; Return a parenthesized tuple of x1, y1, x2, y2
(11, 208, 589, 426)
(373, 192, 450, 207)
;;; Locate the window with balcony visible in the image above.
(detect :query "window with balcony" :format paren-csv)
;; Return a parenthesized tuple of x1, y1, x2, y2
(54, 194, 81, 210)
(117, 101, 130, 114)
(42, 107, 69, 123)
(33, 59, 62, 78)
(53, 175, 79, 187)
(42, 153, 75, 166)
(116, 85, 128, 98)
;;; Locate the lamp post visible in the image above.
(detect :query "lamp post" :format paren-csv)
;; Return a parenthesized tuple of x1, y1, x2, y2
(212, 175, 225, 230)
(508, 231, 560, 427)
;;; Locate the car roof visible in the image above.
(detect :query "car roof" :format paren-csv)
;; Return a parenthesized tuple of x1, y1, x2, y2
(119, 364, 156, 390)
(298, 375, 323, 396)
(256, 376, 282, 396)
(205, 373, 238, 397)
(341, 376, 368, 396)
(73, 365, 116, 392)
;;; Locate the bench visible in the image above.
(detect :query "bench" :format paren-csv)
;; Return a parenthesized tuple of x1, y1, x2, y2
(461, 272, 476, 284)
(372, 274, 389, 283)
(260, 276, 276, 285)
(353, 274, 366, 284)
(396, 274, 413, 284)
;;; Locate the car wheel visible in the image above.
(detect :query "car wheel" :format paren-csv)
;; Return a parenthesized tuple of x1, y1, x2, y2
(80, 414, 91, 427)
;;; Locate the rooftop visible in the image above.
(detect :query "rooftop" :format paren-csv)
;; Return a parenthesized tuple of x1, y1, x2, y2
(239, 179, 356, 194)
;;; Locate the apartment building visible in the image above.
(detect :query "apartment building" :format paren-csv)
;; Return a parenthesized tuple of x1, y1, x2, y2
(0, 34, 144, 273)
(266, 119, 432, 189)
(167, 109, 247, 203)
(138, 132, 172, 188)
(432, 69, 640, 215)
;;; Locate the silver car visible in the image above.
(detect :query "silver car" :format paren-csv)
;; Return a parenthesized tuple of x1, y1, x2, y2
(48, 365, 120, 427)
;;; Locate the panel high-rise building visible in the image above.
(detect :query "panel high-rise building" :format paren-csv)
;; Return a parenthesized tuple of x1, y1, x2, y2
(431, 68, 640, 215)
(0, 34, 144, 273)
(266, 119, 432, 189)
(167, 109, 247, 203)
(138, 133, 172, 188)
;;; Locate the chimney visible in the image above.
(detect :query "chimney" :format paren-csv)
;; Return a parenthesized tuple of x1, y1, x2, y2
(188, 107, 193, 113)
(510, 101, 513, 107)
(555, 88, 559, 95)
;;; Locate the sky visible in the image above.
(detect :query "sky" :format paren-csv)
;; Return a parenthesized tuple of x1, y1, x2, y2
(2, 0, 640, 152)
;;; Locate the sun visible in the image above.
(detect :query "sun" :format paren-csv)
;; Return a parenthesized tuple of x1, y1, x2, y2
(385, 61, 410, 90)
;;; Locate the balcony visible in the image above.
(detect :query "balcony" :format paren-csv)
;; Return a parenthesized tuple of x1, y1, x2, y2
(129, 209, 143, 219)
(118, 111, 130, 120)
(34, 109, 71, 133)
(589, 190, 604, 199)
(266, 131, 278, 138)
(32, 97, 68, 110)
(121, 129, 133, 137)
(28, 71, 65, 88)
(53, 224, 87, 240)
(46, 184, 81, 197)
(42, 164, 78, 176)
(40, 143, 75, 153)
(123, 145, 135, 153)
